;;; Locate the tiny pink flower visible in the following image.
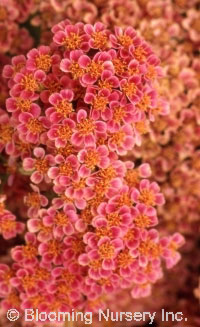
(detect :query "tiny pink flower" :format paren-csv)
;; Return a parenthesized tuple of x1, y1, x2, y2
(23, 147, 55, 184)
(131, 179, 165, 207)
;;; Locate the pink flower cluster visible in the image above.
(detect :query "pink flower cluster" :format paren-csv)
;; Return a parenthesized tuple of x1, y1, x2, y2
(0, 20, 183, 317)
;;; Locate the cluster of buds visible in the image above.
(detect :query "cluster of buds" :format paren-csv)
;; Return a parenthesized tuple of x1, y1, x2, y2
(0, 20, 184, 317)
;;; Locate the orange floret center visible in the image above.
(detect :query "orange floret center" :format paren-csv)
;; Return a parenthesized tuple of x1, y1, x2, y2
(35, 54, 52, 72)
(63, 33, 81, 50)
(138, 189, 155, 206)
(98, 242, 114, 259)
(55, 100, 73, 117)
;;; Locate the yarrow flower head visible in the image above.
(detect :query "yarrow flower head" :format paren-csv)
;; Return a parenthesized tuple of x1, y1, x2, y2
(0, 19, 184, 318)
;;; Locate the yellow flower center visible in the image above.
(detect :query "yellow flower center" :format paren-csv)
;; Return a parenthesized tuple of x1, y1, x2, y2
(138, 189, 155, 206)
(89, 259, 102, 269)
(113, 106, 126, 123)
(98, 242, 115, 259)
(92, 31, 108, 49)
(27, 118, 44, 134)
(55, 212, 69, 226)
(23, 244, 38, 259)
(136, 94, 151, 112)
(35, 54, 52, 72)
(133, 46, 147, 62)
(63, 32, 81, 50)
(35, 159, 49, 173)
(113, 58, 127, 75)
(72, 178, 86, 190)
(70, 62, 84, 79)
(139, 240, 161, 257)
(47, 240, 62, 256)
(107, 212, 121, 227)
(125, 169, 139, 187)
(122, 82, 137, 98)
(135, 121, 149, 134)
(59, 162, 73, 176)
(134, 214, 151, 228)
(22, 275, 36, 290)
(0, 6, 7, 20)
(25, 192, 40, 208)
(21, 74, 39, 92)
(57, 125, 73, 140)
(93, 95, 108, 112)
(84, 149, 100, 169)
(124, 228, 136, 241)
(86, 61, 103, 78)
(71, 239, 85, 254)
(117, 249, 134, 268)
(77, 118, 95, 135)
(118, 35, 133, 48)
(0, 219, 16, 233)
(116, 193, 132, 208)
(96, 227, 112, 238)
(110, 130, 125, 146)
(55, 99, 73, 117)
(0, 123, 14, 143)
(16, 97, 32, 112)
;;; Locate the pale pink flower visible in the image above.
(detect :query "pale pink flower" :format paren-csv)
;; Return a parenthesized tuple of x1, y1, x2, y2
(46, 89, 74, 123)
(23, 147, 55, 184)
(131, 179, 165, 206)
(71, 109, 107, 147)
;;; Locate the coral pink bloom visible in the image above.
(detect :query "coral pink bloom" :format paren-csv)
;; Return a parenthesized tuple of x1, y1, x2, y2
(48, 154, 79, 184)
(0, 110, 15, 154)
(71, 109, 106, 147)
(2, 55, 26, 82)
(107, 95, 138, 130)
(23, 147, 55, 184)
(11, 69, 46, 98)
(6, 94, 40, 120)
(63, 235, 85, 262)
(120, 76, 142, 104)
(0, 264, 14, 295)
(77, 145, 110, 171)
(26, 45, 60, 73)
(24, 184, 48, 219)
(131, 229, 159, 267)
(46, 89, 74, 123)
(132, 203, 158, 229)
(64, 166, 94, 209)
(42, 206, 78, 238)
(27, 216, 53, 242)
(11, 233, 38, 267)
(0, 211, 24, 240)
(160, 233, 185, 269)
(38, 239, 65, 265)
(78, 51, 114, 86)
(98, 69, 119, 92)
(53, 22, 90, 52)
(131, 283, 152, 299)
(110, 26, 137, 51)
(123, 226, 140, 250)
(10, 268, 43, 296)
(108, 124, 135, 155)
(131, 179, 165, 207)
(82, 236, 124, 273)
(129, 41, 153, 63)
(17, 112, 50, 144)
(60, 50, 84, 80)
(84, 87, 119, 120)
(84, 22, 110, 50)
(93, 203, 133, 236)
(47, 118, 75, 148)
